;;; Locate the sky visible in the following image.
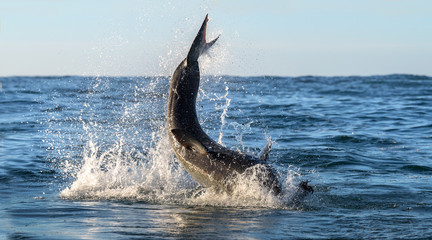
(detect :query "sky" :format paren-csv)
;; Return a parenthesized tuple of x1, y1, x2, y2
(1, 0, 431, 76)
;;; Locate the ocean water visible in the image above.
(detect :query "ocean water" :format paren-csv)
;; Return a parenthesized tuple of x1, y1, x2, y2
(1, 74, 431, 239)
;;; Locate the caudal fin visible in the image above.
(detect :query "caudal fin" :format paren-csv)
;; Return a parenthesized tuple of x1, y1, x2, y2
(201, 34, 220, 56)
(187, 14, 220, 63)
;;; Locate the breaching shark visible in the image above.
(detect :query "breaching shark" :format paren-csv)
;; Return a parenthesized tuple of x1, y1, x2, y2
(167, 15, 312, 197)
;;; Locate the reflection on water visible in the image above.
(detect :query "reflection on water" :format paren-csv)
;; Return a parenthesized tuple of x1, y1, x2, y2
(79, 202, 290, 239)
(23, 199, 295, 239)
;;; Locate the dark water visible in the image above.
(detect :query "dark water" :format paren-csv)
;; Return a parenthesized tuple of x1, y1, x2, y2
(1, 75, 431, 239)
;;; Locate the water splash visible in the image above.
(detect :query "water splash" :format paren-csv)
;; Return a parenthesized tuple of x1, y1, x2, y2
(48, 19, 306, 208)
(217, 86, 231, 145)
(229, 121, 254, 152)
(58, 119, 303, 207)
(60, 125, 195, 202)
(199, 83, 231, 146)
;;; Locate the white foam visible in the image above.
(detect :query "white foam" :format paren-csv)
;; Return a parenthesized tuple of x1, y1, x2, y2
(60, 127, 195, 202)
(60, 124, 305, 209)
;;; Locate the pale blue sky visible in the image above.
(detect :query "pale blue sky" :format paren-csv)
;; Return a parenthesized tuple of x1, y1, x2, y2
(1, 0, 431, 76)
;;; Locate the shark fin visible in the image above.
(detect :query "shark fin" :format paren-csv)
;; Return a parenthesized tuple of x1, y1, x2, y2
(187, 14, 220, 63)
(171, 129, 208, 155)
(259, 138, 272, 161)
(201, 34, 220, 56)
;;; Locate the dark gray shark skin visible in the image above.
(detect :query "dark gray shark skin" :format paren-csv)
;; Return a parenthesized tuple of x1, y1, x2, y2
(167, 15, 311, 196)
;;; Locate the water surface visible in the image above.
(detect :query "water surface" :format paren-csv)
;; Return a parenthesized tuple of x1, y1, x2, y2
(1, 75, 431, 239)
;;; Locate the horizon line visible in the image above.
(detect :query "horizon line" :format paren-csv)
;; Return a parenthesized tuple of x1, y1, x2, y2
(0, 73, 431, 79)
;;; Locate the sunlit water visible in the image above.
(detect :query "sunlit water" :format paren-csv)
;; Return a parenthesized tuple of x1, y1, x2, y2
(1, 74, 431, 239)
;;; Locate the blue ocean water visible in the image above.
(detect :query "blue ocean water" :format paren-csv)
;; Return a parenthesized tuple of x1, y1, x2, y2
(1, 75, 431, 239)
